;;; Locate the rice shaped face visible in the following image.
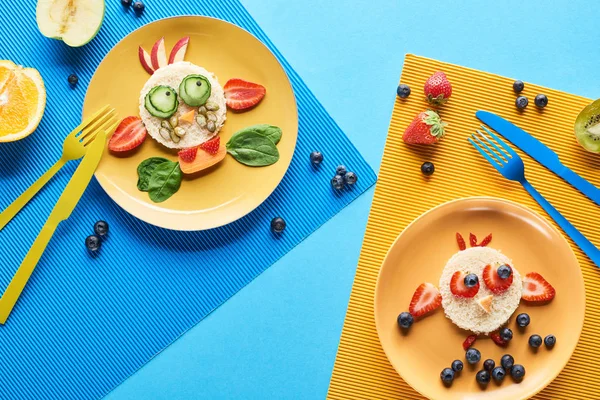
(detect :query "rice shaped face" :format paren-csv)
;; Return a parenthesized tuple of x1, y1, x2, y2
(439, 247, 522, 335)
(139, 61, 227, 149)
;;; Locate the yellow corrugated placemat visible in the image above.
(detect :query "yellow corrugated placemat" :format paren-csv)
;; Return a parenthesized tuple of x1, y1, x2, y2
(327, 54, 600, 400)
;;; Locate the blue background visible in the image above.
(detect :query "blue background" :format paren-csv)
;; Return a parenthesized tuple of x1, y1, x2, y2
(100, 0, 598, 398)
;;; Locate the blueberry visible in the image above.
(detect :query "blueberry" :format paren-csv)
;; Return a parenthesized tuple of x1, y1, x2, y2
(483, 359, 495, 371)
(121, 0, 132, 6)
(464, 273, 478, 288)
(465, 348, 481, 364)
(534, 94, 548, 108)
(85, 235, 101, 253)
(492, 366, 506, 382)
(515, 96, 529, 110)
(544, 334, 556, 348)
(396, 84, 411, 99)
(421, 162, 435, 176)
(476, 370, 490, 385)
(528, 334, 542, 348)
(440, 368, 454, 384)
(133, 0, 145, 14)
(500, 354, 514, 371)
(513, 80, 525, 93)
(270, 217, 286, 233)
(68, 74, 78, 86)
(511, 364, 525, 381)
(497, 264, 512, 279)
(310, 151, 323, 166)
(94, 220, 109, 237)
(397, 312, 413, 329)
(331, 175, 345, 190)
(336, 165, 347, 176)
(344, 172, 358, 185)
(499, 328, 513, 342)
(516, 313, 530, 328)
(451, 359, 463, 372)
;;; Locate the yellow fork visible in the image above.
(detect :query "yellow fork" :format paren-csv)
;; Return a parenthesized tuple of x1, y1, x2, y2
(0, 105, 117, 231)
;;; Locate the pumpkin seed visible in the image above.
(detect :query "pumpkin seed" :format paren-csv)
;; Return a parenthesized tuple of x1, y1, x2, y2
(169, 129, 181, 143)
(159, 128, 171, 140)
(206, 111, 217, 122)
(196, 114, 207, 128)
(174, 127, 186, 137)
(205, 101, 220, 111)
(169, 115, 179, 128)
(207, 121, 216, 132)
(198, 106, 208, 116)
(161, 120, 172, 130)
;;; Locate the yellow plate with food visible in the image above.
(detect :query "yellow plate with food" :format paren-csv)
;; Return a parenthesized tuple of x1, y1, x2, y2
(374, 197, 585, 400)
(83, 16, 297, 231)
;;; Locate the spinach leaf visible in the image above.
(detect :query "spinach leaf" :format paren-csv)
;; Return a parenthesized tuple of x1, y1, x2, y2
(137, 157, 170, 191)
(226, 131, 280, 167)
(148, 161, 183, 203)
(244, 124, 282, 144)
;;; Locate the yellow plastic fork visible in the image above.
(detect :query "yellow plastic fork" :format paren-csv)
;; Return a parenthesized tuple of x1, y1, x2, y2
(0, 105, 117, 231)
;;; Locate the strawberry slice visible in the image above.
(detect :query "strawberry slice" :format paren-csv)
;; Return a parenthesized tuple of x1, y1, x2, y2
(408, 283, 441, 318)
(522, 272, 556, 302)
(108, 116, 147, 153)
(178, 147, 198, 163)
(462, 334, 477, 350)
(482, 264, 513, 294)
(199, 136, 220, 155)
(469, 233, 477, 247)
(456, 232, 466, 250)
(477, 233, 493, 247)
(490, 332, 508, 347)
(450, 271, 479, 298)
(224, 78, 266, 111)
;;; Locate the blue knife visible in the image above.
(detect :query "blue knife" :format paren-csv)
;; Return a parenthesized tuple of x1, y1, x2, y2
(476, 110, 600, 206)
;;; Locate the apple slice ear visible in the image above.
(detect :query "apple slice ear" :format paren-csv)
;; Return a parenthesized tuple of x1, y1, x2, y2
(169, 36, 190, 64)
(138, 46, 155, 75)
(150, 37, 168, 70)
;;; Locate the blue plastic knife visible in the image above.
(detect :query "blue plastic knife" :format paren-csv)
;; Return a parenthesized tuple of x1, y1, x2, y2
(476, 110, 600, 206)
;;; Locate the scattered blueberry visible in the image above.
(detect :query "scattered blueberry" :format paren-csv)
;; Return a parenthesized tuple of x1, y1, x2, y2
(497, 264, 512, 279)
(476, 370, 491, 385)
(336, 165, 347, 176)
(270, 217, 286, 233)
(513, 80, 525, 93)
(94, 220, 109, 237)
(440, 368, 455, 384)
(544, 334, 556, 348)
(121, 0, 132, 7)
(529, 334, 542, 348)
(500, 354, 514, 371)
(464, 273, 479, 288)
(396, 84, 411, 99)
(344, 172, 358, 185)
(421, 162, 435, 176)
(516, 313, 530, 328)
(499, 328, 513, 342)
(465, 348, 481, 364)
(331, 175, 345, 190)
(68, 74, 78, 86)
(492, 366, 506, 382)
(534, 94, 548, 108)
(397, 312, 413, 329)
(483, 359, 495, 371)
(515, 96, 529, 110)
(133, 0, 145, 14)
(309, 151, 323, 166)
(85, 235, 101, 253)
(451, 359, 463, 372)
(511, 364, 525, 381)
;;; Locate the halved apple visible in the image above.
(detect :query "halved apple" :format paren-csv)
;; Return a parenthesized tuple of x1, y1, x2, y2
(179, 143, 227, 174)
(36, 0, 105, 47)
(150, 37, 168, 70)
(138, 46, 154, 75)
(169, 36, 190, 64)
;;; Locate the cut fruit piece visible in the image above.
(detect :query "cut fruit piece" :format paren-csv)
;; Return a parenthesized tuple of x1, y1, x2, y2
(450, 271, 479, 298)
(178, 147, 198, 163)
(179, 109, 195, 124)
(150, 37, 168, 70)
(169, 36, 190, 64)
(179, 141, 226, 174)
(408, 283, 441, 318)
(490, 332, 508, 347)
(0, 61, 46, 143)
(224, 78, 266, 111)
(108, 116, 147, 152)
(522, 272, 556, 302)
(477, 295, 493, 313)
(199, 137, 220, 155)
(179, 74, 211, 107)
(462, 335, 477, 350)
(36, 0, 105, 47)
(482, 264, 513, 294)
(138, 46, 154, 75)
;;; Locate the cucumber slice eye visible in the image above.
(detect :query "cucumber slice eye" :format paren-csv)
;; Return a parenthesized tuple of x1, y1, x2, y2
(179, 74, 211, 107)
(145, 85, 178, 118)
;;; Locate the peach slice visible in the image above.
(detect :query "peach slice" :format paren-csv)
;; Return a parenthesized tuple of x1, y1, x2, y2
(169, 36, 190, 64)
(150, 37, 167, 70)
(138, 46, 154, 75)
(179, 143, 226, 174)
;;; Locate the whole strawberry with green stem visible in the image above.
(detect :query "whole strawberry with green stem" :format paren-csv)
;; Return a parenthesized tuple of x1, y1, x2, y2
(424, 71, 452, 105)
(402, 110, 448, 144)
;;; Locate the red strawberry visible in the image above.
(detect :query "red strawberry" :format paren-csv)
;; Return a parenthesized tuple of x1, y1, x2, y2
(462, 334, 477, 350)
(108, 116, 147, 152)
(522, 272, 556, 302)
(402, 110, 447, 144)
(469, 233, 477, 247)
(490, 332, 508, 347)
(482, 264, 514, 294)
(178, 147, 198, 163)
(424, 71, 452, 105)
(408, 283, 442, 318)
(477, 233, 493, 247)
(456, 232, 466, 250)
(199, 136, 220, 155)
(224, 78, 266, 111)
(450, 271, 479, 298)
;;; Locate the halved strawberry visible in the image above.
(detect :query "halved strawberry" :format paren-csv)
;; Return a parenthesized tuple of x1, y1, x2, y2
(482, 264, 513, 294)
(178, 147, 198, 163)
(522, 272, 556, 302)
(490, 332, 508, 347)
(224, 78, 266, 111)
(408, 283, 441, 318)
(450, 271, 479, 298)
(456, 232, 466, 250)
(199, 136, 220, 155)
(462, 334, 477, 350)
(108, 116, 147, 153)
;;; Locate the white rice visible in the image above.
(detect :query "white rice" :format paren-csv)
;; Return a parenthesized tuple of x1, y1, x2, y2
(139, 62, 226, 149)
(439, 247, 522, 335)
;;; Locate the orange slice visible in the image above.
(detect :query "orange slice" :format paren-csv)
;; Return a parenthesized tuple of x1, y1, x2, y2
(0, 60, 46, 142)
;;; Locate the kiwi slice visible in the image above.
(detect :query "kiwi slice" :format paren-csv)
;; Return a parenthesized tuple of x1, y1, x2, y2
(179, 74, 211, 107)
(575, 98, 600, 153)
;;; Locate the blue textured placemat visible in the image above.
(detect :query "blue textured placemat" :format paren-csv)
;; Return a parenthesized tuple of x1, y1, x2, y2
(0, 0, 376, 398)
